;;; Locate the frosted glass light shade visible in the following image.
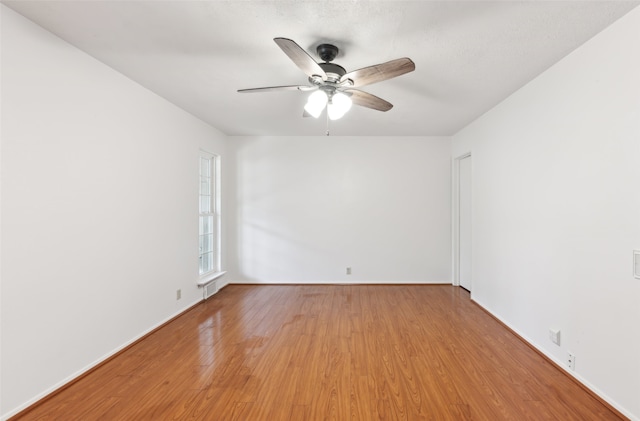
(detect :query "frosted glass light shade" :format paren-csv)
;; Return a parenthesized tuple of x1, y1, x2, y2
(304, 90, 328, 118)
(328, 92, 352, 120)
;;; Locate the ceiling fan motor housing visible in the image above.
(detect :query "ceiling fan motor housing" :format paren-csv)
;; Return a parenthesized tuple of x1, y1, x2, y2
(319, 62, 346, 79)
(315, 44, 351, 84)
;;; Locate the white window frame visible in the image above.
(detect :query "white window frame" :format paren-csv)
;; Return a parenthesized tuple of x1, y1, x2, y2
(199, 152, 221, 278)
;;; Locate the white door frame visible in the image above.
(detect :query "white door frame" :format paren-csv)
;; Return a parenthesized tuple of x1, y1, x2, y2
(452, 152, 471, 288)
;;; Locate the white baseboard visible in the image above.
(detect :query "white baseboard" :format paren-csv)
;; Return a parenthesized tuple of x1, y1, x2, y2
(2, 298, 202, 420)
(470, 297, 637, 421)
(226, 279, 452, 285)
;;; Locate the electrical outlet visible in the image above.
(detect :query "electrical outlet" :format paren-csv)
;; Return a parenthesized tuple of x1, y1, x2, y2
(346, 267, 352, 275)
(567, 352, 576, 370)
(176, 289, 182, 300)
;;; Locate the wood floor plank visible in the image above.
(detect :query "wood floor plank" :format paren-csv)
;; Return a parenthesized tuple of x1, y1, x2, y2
(11, 285, 626, 420)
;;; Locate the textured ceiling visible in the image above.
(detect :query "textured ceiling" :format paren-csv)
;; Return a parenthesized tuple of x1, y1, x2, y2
(3, 1, 638, 136)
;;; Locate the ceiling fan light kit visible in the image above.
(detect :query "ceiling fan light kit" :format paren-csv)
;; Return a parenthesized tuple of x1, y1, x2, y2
(238, 37, 415, 128)
(304, 89, 352, 120)
(304, 90, 328, 118)
(328, 92, 352, 120)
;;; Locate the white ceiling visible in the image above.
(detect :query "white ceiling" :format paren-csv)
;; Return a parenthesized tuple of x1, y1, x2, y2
(3, 1, 638, 136)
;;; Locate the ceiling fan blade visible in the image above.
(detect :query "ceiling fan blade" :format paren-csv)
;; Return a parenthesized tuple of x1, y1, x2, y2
(344, 89, 393, 112)
(274, 37, 327, 79)
(340, 58, 415, 88)
(237, 85, 315, 93)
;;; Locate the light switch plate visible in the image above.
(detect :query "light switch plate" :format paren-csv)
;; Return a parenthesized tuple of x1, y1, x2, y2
(634, 250, 640, 279)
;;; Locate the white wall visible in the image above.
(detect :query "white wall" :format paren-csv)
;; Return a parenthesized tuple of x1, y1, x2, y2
(452, 6, 640, 420)
(9, 0, 637, 417)
(0, 6, 226, 418)
(227, 136, 451, 284)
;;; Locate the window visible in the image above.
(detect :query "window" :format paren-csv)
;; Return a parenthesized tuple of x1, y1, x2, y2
(199, 152, 220, 275)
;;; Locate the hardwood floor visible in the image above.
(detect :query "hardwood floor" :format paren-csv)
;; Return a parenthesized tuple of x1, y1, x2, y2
(14, 285, 625, 420)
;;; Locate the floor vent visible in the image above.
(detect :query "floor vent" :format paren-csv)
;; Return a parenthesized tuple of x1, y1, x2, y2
(203, 281, 218, 300)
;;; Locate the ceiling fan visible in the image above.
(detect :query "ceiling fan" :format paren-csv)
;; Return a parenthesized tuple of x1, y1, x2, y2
(238, 37, 415, 121)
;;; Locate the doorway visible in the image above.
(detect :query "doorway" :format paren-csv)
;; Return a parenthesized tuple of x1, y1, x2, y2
(455, 154, 472, 291)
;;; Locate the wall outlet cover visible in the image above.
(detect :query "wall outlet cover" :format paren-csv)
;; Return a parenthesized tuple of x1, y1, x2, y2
(549, 328, 561, 345)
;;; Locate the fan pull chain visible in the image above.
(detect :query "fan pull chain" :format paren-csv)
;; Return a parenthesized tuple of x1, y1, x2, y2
(326, 109, 330, 136)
